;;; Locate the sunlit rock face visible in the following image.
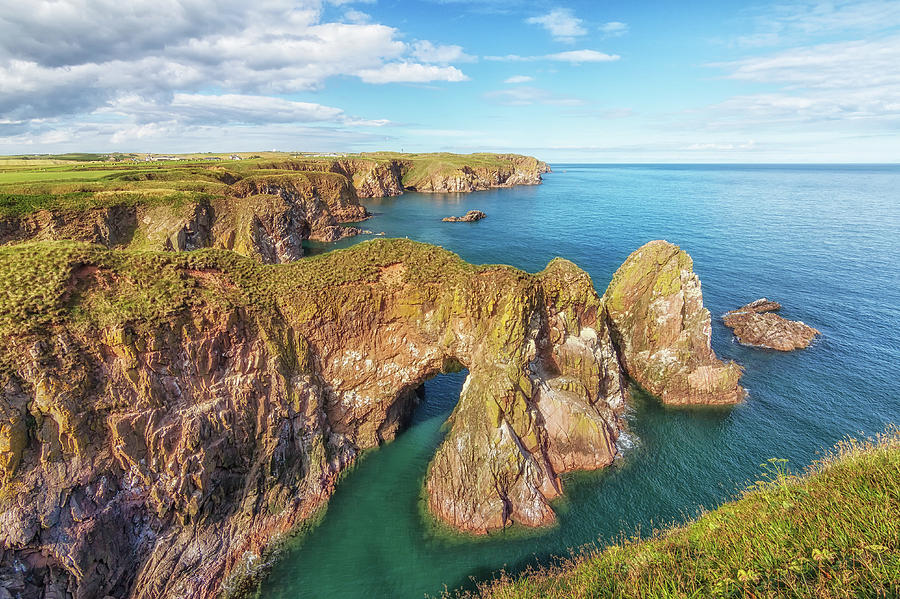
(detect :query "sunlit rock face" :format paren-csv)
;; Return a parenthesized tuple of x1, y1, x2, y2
(603, 240, 744, 405)
(0, 237, 739, 598)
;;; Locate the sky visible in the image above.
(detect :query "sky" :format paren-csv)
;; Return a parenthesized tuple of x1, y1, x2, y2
(0, 0, 898, 162)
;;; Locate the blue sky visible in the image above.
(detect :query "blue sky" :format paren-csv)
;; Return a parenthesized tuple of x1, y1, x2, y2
(1, 0, 898, 161)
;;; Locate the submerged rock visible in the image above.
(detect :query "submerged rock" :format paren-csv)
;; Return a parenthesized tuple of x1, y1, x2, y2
(442, 210, 486, 222)
(603, 240, 744, 405)
(723, 298, 820, 350)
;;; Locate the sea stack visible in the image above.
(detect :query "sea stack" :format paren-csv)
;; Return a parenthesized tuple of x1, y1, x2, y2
(603, 240, 744, 405)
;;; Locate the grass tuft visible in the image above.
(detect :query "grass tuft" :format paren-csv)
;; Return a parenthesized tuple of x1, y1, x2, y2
(456, 428, 900, 599)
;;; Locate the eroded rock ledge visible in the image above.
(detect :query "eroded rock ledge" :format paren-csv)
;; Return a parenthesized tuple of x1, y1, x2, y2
(0, 238, 738, 598)
(723, 298, 820, 350)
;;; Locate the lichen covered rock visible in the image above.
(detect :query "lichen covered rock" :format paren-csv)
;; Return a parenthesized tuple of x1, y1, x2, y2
(603, 240, 744, 405)
(442, 210, 486, 222)
(0, 239, 623, 598)
(724, 298, 820, 350)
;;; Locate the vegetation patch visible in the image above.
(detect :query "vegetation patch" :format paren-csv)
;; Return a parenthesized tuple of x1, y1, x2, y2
(456, 428, 900, 599)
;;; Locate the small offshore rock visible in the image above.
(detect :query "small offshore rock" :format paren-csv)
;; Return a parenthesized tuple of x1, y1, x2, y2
(442, 210, 486, 222)
(724, 298, 820, 351)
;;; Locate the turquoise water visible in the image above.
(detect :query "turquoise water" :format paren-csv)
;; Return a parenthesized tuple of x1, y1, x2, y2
(263, 165, 900, 598)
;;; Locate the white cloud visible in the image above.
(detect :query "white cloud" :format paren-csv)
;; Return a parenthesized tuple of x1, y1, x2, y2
(485, 86, 583, 106)
(504, 75, 534, 84)
(411, 41, 476, 63)
(734, 0, 900, 47)
(343, 9, 371, 23)
(705, 36, 900, 129)
(600, 21, 628, 37)
(357, 62, 470, 84)
(526, 8, 586, 43)
(0, 0, 472, 144)
(546, 50, 620, 63)
(485, 50, 620, 63)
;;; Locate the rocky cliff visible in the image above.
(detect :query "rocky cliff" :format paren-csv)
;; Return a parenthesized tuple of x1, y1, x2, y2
(260, 153, 551, 196)
(0, 153, 550, 263)
(0, 238, 739, 598)
(0, 171, 368, 263)
(603, 240, 744, 405)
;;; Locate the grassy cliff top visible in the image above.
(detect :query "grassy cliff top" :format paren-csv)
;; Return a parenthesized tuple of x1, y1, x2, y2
(0, 238, 560, 338)
(464, 428, 900, 599)
(0, 152, 546, 217)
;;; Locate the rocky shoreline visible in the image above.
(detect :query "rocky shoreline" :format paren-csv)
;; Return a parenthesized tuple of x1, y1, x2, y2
(0, 153, 550, 262)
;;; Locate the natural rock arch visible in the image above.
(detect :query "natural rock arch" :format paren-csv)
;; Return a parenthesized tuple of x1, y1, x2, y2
(0, 238, 741, 598)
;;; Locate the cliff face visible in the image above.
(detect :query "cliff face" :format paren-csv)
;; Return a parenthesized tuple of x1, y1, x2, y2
(0, 237, 739, 599)
(0, 153, 551, 263)
(0, 171, 368, 263)
(261, 153, 551, 196)
(603, 241, 744, 405)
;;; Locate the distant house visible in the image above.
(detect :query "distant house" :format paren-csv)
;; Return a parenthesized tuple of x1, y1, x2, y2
(203, 156, 222, 161)
(229, 154, 242, 160)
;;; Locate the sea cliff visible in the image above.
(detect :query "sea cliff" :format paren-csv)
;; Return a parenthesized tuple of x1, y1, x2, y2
(0, 238, 739, 598)
(0, 153, 550, 262)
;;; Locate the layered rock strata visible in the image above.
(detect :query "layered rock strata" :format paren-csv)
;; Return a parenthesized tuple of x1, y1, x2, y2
(603, 240, 744, 405)
(723, 298, 820, 350)
(0, 237, 740, 598)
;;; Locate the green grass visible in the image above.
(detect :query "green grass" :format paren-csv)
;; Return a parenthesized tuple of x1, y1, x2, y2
(458, 429, 900, 599)
(0, 151, 543, 219)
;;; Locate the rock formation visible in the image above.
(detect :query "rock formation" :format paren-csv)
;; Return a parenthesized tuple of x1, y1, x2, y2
(0, 153, 550, 263)
(0, 237, 739, 598)
(442, 210, 486, 222)
(603, 240, 744, 405)
(723, 298, 820, 350)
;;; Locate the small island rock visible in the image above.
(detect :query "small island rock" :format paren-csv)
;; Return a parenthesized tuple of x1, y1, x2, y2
(723, 298, 820, 350)
(442, 210, 486, 222)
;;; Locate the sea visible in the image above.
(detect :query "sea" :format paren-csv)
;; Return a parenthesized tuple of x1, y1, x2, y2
(259, 164, 900, 598)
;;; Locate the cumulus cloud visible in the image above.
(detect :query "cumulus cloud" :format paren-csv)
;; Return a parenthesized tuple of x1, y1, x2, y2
(0, 0, 472, 147)
(526, 8, 587, 43)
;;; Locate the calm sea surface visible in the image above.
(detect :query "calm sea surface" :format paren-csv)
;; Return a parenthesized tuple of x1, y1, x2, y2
(260, 164, 900, 598)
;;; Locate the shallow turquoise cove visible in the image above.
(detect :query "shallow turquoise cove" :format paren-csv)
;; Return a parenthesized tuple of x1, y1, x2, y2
(262, 164, 900, 598)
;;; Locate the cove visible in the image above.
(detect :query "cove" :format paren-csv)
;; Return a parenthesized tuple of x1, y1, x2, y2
(262, 164, 900, 598)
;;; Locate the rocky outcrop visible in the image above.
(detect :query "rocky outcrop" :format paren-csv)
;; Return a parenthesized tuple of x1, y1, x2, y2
(0, 172, 368, 263)
(0, 154, 550, 262)
(603, 241, 744, 405)
(0, 237, 739, 599)
(442, 210, 486, 222)
(401, 154, 551, 193)
(261, 153, 551, 196)
(724, 299, 820, 350)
